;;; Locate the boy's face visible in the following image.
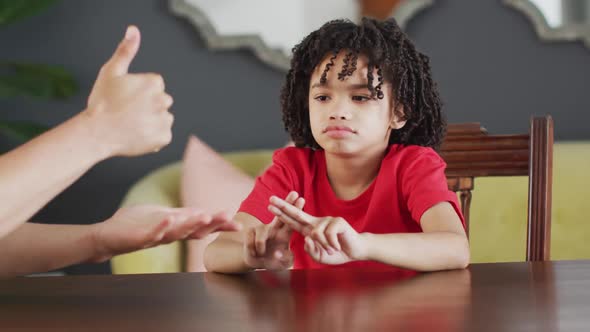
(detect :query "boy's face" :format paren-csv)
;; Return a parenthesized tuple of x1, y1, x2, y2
(308, 51, 406, 156)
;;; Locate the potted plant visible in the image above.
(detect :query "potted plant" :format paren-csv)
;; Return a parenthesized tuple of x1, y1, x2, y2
(0, 0, 77, 144)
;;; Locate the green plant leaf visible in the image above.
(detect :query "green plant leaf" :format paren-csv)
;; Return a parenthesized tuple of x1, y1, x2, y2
(0, 62, 77, 99)
(0, 0, 61, 26)
(0, 120, 48, 141)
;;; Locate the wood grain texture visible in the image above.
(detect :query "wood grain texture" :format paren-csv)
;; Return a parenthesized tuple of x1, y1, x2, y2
(1, 261, 588, 331)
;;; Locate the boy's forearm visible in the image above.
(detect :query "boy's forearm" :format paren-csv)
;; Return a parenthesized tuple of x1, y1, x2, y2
(0, 222, 99, 278)
(186, 234, 218, 272)
(362, 232, 470, 271)
(204, 238, 254, 274)
(0, 113, 110, 238)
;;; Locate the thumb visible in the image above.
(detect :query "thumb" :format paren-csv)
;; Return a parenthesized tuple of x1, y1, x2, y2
(102, 25, 141, 77)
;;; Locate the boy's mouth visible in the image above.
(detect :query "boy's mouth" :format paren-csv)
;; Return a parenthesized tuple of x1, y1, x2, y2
(323, 125, 356, 134)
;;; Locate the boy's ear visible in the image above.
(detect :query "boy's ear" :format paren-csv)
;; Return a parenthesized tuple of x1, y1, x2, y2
(390, 105, 407, 130)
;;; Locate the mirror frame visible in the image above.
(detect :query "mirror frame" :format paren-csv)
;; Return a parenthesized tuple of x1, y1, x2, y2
(169, 0, 434, 71)
(504, 0, 590, 48)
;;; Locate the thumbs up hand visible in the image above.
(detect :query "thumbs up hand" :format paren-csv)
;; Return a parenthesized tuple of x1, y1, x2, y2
(85, 26, 174, 158)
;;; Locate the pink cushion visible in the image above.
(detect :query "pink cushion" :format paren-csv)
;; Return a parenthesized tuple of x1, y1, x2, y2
(180, 135, 254, 215)
(180, 136, 292, 272)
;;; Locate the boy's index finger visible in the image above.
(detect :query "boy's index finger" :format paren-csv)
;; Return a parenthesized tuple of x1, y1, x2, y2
(269, 196, 314, 225)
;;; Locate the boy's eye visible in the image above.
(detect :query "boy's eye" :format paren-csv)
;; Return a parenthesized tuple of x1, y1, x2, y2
(315, 95, 330, 102)
(352, 95, 370, 102)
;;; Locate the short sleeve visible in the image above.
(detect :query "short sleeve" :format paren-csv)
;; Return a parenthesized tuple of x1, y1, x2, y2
(401, 149, 464, 227)
(238, 149, 296, 224)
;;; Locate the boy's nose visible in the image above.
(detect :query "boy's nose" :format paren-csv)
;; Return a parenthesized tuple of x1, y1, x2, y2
(327, 97, 353, 120)
(328, 105, 352, 120)
(329, 114, 348, 120)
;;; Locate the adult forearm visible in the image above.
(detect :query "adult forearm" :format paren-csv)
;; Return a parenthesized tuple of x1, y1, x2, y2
(204, 239, 253, 274)
(0, 112, 110, 238)
(363, 232, 470, 271)
(0, 222, 99, 278)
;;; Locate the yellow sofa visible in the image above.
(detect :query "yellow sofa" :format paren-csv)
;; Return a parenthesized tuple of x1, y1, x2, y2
(111, 143, 590, 274)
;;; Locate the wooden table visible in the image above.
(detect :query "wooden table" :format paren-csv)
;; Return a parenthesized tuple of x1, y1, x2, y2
(1, 261, 589, 331)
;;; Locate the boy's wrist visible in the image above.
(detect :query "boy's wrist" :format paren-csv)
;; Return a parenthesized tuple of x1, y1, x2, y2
(86, 222, 110, 263)
(242, 248, 264, 271)
(242, 256, 258, 270)
(358, 232, 374, 261)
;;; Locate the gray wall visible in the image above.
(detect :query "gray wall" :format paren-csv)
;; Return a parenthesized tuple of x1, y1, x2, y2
(414, 1, 589, 138)
(0, 0, 588, 273)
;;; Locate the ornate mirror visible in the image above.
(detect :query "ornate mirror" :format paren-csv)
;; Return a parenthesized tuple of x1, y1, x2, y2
(169, 0, 434, 71)
(505, 0, 590, 48)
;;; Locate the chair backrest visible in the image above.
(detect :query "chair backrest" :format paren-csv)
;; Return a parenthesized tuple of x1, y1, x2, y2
(440, 116, 554, 261)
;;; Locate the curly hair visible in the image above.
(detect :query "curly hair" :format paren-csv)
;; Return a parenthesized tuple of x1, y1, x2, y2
(280, 17, 446, 150)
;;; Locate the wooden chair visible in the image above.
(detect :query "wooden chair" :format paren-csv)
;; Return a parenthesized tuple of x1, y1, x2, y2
(441, 116, 554, 261)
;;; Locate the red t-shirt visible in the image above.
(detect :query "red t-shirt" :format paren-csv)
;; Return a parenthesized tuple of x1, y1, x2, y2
(239, 145, 464, 269)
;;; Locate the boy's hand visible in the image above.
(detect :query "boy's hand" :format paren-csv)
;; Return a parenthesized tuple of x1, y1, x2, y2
(85, 25, 174, 158)
(268, 195, 369, 265)
(90, 205, 240, 263)
(243, 192, 305, 270)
